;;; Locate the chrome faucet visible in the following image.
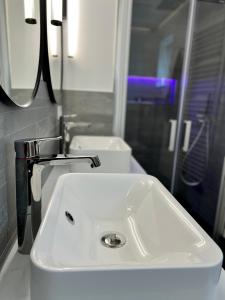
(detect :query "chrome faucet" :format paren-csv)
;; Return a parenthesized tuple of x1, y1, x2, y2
(14, 136, 100, 254)
(59, 114, 91, 154)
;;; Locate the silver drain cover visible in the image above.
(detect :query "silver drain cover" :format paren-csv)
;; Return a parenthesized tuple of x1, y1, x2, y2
(101, 232, 126, 249)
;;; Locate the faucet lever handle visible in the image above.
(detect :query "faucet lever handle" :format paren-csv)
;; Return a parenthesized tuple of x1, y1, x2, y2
(30, 136, 62, 144)
(15, 136, 62, 158)
(63, 114, 77, 119)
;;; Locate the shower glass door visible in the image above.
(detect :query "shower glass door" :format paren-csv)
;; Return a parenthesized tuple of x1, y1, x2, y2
(125, 0, 190, 189)
(174, 0, 225, 235)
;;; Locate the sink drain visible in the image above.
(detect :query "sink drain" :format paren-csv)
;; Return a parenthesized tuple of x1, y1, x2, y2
(101, 232, 126, 249)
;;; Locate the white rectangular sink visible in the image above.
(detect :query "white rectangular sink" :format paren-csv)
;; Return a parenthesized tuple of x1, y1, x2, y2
(69, 136, 131, 173)
(31, 174, 223, 300)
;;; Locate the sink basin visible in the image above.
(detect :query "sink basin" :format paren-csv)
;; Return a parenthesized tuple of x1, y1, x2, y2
(69, 136, 131, 173)
(31, 173, 223, 300)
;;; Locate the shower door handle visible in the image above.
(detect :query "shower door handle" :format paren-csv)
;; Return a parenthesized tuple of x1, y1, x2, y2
(182, 120, 192, 152)
(168, 119, 177, 152)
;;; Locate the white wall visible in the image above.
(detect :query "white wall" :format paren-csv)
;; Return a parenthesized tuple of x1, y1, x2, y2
(6, 0, 117, 92)
(5, 0, 40, 89)
(49, 0, 118, 93)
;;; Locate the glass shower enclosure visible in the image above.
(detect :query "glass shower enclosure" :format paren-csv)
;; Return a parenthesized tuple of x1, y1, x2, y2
(125, 0, 225, 245)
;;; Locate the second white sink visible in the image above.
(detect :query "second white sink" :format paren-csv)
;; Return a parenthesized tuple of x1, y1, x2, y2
(69, 136, 131, 173)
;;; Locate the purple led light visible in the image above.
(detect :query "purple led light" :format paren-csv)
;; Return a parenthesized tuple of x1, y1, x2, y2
(128, 75, 176, 85)
(127, 75, 177, 105)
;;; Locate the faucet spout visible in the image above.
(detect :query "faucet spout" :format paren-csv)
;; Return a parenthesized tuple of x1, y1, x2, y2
(36, 154, 101, 169)
(90, 155, 101, 168)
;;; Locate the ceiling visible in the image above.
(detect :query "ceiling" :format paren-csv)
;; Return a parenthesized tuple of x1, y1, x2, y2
(132, 0, 186, 29)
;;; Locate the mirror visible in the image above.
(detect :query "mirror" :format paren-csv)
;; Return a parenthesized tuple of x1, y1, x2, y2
(46, 0, 62, 104)
(46, 0, 118, 104)
(0, 0, 40, 107)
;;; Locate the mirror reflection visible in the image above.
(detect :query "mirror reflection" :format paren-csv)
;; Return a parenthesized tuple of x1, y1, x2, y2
(46, 0, 117, 104)
(0, 0, 40, 107)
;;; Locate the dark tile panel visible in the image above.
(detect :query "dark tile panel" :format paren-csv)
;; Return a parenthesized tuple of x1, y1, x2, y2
(0, 80, 57, 268)
(62, 90, 114, 136)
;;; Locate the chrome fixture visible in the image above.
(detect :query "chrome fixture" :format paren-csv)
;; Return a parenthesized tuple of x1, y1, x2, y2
(59, 114, 91, 154)
(100, 232, 126, 249)
(180, 115, 210, 187)
(14, 136, 100, 254)
(63, 113, 78, 119)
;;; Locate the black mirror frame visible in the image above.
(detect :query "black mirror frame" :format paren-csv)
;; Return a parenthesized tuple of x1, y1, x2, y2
(0, 1, 42, 107)
(0, 0, 57, 107)
(39, 0, 57, 104)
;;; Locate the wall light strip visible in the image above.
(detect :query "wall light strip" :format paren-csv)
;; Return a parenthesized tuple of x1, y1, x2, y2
(51, 0, 63, 26)
(50, 26, 59, 57)
(24, 0, 37, 24)
(67, 0, 80, 58)
(47, 0, 59, 57)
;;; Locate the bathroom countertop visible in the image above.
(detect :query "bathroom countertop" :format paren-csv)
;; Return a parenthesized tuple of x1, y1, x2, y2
(0, 245, 30, 300)
(0, 157, 225, 299)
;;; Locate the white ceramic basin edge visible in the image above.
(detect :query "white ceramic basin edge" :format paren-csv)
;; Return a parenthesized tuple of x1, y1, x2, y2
(31, 174, 223, 272)
(30, 173, 223, 300)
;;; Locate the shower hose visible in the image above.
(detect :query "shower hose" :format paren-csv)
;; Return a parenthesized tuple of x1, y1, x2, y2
(181, 118, 210, 186)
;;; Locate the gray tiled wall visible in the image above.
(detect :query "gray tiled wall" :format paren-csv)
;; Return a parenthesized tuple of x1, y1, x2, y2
(0, 81, 58, 268)
(62, 90, 114, 136)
